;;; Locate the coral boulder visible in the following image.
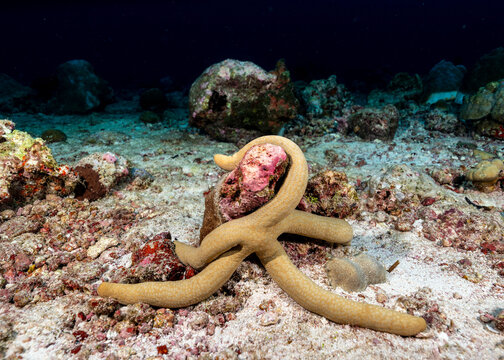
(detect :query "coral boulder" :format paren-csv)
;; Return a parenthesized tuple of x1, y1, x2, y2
(189, 59, 299, 143)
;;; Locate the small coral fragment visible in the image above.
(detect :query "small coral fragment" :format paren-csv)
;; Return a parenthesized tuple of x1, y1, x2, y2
(325, 253, 387, 292)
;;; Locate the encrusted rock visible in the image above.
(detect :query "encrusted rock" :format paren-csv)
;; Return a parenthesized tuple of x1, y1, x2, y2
(424, 109, 462, 134)
(348, 104, 400, 141)
(189, 59, 298, 143)
(73, 152, 129, 201)
(108, 232, 196, 284)
(297, 170, 359, 219)
(299, 75, 353, 119)
(200, 143, 289, 239)
(460, 80, 504, 123)
(466, 158, 504, 192)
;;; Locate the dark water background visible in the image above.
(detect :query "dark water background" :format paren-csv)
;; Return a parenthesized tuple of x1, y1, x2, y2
(1, 0, 503, 90)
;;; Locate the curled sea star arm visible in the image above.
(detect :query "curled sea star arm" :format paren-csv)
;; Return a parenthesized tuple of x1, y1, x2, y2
(279, 210, 353, 245)
(214, 136, 308, 227)
(174, 219, 251, 269)
(97, 246, 248, 308)
(258, 241, 427, 336)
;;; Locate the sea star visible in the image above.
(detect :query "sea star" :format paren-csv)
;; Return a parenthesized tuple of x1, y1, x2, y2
(98, 136, 427, 336)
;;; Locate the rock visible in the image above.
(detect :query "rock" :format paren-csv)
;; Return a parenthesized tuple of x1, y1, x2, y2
(73, 152, 129, 201)
(300, 75, 353, 118)
(48, 59, 114, 114)
(368, 73, 422, 107)
(83, 130, 130, 146)
(463, 47, 504, 93)
(200, 143, 289, 239)
(0, 74, 33, 112)
(41, 129, 67, 143)
(297, 170, 359, 219)
(422, 60, 466, 104)
(0, 120, 78, 206)
(460, 80, 503, 121)
(348, 104, 400, 141)
(189, 59, 299, 143)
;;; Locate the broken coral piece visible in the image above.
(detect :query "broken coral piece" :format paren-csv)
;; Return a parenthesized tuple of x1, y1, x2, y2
(0, 119, 78, 206)
(466, 158, 504, 192)
(325, 253, 387, 292)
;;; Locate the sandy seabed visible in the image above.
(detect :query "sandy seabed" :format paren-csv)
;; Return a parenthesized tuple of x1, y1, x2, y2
(1, 108, 503, 360)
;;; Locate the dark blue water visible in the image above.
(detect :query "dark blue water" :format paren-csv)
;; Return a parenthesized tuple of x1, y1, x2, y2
(1, 0, 503, 91)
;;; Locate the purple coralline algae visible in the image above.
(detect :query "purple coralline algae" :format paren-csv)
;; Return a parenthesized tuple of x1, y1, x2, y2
(0, 120, 78, 207)
(200, 143, 289, 238)
(297, 170, 359, 219)
(367, 72, 422, 108)
(73, 152, 129, 201)
(189, 59, 299, 143)
(106, 232, 196, 284)
(47, 59, 114, 114)
(348, 104, 400, 141)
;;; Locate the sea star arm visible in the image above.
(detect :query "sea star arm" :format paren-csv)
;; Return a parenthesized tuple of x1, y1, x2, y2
(258, 241, 427, 336)
(214, 136, 308, 227)
(279, 210, 353, 245)
(97, 246, 248, 308)
(174, 219, 250, 269)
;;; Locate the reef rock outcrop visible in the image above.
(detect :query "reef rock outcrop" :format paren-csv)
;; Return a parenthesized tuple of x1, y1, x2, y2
(0, 120, 78, 207)
(460, 79, 504, 139)
(48, 59, 114, 114)
(348, 104, 400, 141)
(189, 59, 298, 143)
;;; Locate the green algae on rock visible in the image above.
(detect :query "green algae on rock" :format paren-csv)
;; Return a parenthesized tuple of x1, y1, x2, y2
(0, 119, 77, 206)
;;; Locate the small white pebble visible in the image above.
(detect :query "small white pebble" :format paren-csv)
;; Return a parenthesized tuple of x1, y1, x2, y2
(259, 312, 279, 326)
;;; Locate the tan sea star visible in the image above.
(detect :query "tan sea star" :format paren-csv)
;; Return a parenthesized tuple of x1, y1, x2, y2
(98, 135, 427, 336)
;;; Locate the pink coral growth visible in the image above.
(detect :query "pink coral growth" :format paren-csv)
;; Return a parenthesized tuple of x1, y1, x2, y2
(218, 144, 288, 220)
